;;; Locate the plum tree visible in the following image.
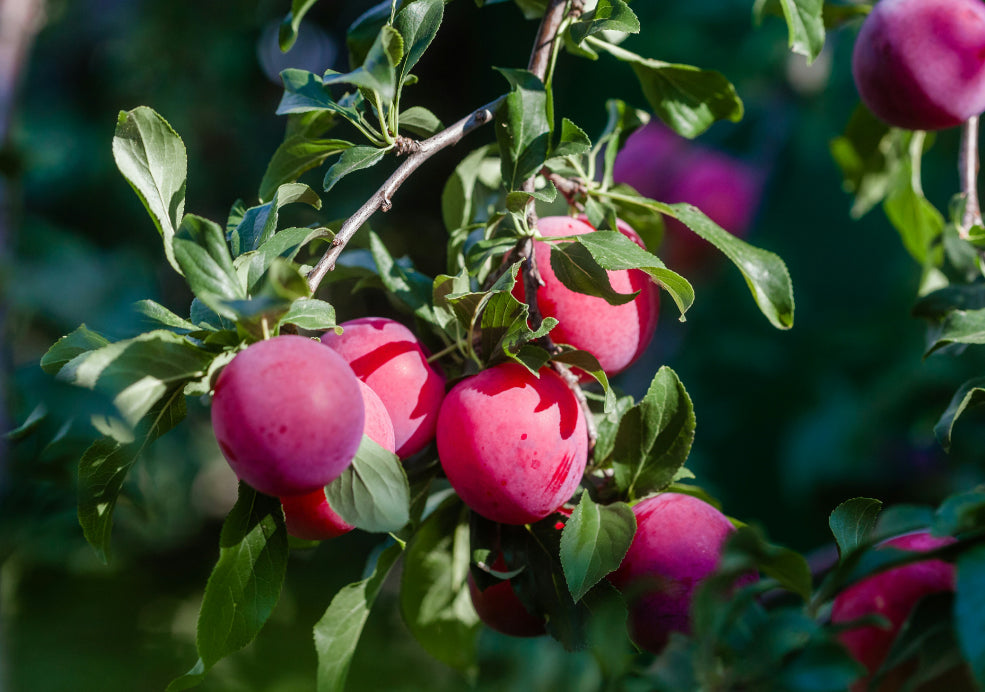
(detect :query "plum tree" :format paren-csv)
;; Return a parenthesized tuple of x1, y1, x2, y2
(607, 492, 741, 653)
(831, 531, 957, 690)
(279, 381, 395, 541)
(210, 335, 364, 497)
(321, 317, 445, 458)
(511, 215, 660, 376)
(852, 0, 985, 131)
(436, 362, 587, 525)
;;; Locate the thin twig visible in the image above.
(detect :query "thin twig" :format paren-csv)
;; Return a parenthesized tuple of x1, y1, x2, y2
(959, 116, 982, 238)
(542, 167, 587, 209)
(307, 98, 502, 292)
(552, 361, 599, 450)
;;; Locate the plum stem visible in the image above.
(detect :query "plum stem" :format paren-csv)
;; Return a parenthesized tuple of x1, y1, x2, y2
(306, 98, 502, 292)
(959, 116, 983, 237)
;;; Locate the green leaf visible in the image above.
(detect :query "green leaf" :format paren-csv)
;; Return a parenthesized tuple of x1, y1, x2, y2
(112, 107, 187, 273)
(550, 118, 592, 161)
(576, 230, 695, 320)
(551, 347, 614, 411)
(323, 145, 387, 192)
(5, 404, 47, 442)
(560, 493, 636, 602)
(400, 497, 480, 675)
(399, 106, 444, 138)
(324, 435, 411, 533)
(78, 387, 187, 563)
(883, 150, 945, 266)
(549, 242, 639, 306)
(829, 105, 896, 219)
(506, 183, 557, 212)
(259, 138, 351, 203)
(41, 325, 110, 375)
(324, 26, 399, 103)
(724, 527, 813, 602)
(314, 543, 403, 692)
(173, 214, 245, 318)
(223, 259, 312, 333)
(393, 0, 444, 87)
(279, 0, 321, 51)
(955, 544, 985, 687)
(569, 0, 640, 44)
(135, 299, 201, 334)
(277, 70, 365, 125)
(494, 68, 551, 190)
(169, 485, 287, 690)
(277, 297, 338, 331)
(612, 367, 696, 501)
(597, 99, 649, 190)
(935, 377, 985, 451)
(926, 309, 985, 356)
(442, 145, 492, 234)
(367, 230, 441, 325)
(935, 491, 985, 537)
(246, 226, 333, 292)
(829, 498, 883, 557)
(588, 39, 743, 139)
(57, 330, 212, 430)
(229, 183, 322, 256)
(753, 0, 825, 63)
(662, 203, 795, 330)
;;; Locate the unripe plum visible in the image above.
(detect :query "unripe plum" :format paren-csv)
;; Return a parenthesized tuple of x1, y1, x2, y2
(608, 492, 741, 654)
(211, 335, 364, 497)
(280, 381, 395, 541)
(436, 362, 588, 525)
(511, 215, 660, 377)
(852, 0, 985, 131)
(468, 554, 546, 637)
(831, 531, 956, 691)
(321, 317, 445, 458)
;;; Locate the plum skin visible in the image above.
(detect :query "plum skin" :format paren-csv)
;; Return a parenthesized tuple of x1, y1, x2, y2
(512, 215, 660, 377)
(852, 0, 985, 131)
(211, 335, 364, 498)
(607, 492, 743, 654)
(436, 362, 588, 525)
(468, 552, 546, 638)
(322, 317, 445, 459)
(830, 531, 956, 690)
(280, 380, 395, 541)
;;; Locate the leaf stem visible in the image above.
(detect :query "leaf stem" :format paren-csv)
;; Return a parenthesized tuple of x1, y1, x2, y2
(307, 97, 503, 292)
(959, 116, 982, 237)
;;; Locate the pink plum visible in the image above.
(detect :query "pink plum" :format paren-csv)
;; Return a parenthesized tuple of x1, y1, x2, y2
(511, 215, 660, 377)
(211, 335, 364, 497)
(436, 362, 588, 525)
(280, 381, 395, 541)
(608, 492, 742, 654)
(322, 317, 445, 458)
(831, 530, 956, 691)
(852, 0, 985, 131)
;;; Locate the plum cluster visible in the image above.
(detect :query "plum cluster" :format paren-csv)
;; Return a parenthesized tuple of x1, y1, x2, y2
(208, 214, 745, 653)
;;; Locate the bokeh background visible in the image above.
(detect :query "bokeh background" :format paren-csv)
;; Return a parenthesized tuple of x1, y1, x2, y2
(3, 1, 984, 690)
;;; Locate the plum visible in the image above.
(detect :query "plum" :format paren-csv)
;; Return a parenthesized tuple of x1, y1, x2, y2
(211, 335, 364, 497)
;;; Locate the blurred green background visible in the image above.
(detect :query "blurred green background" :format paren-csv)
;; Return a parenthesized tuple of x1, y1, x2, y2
(3, 1, 984, 690)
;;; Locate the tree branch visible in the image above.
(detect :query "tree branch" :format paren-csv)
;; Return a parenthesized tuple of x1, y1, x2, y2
(959, 116, 982, 237)
(307, 98, 502, 292)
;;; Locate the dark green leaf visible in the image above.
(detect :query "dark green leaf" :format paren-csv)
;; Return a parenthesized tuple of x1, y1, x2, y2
(551, 347, 614, 411)
(246, 226, 333, 292)
(935, 491, 985, 537)
(494, 68, 551, 190)
(597, 99, 648, 190)
(505, 183, 557, 212)
(324, 26, 399, 103)
(753, 0, 825, 63)
(723, 527, 813, 601)
(279, 0, 321, 51)
(829, 497, 883, 557)
(5, 404, 47, 442)
(41, 325, 110, 375)
(577, 229, 694, 319)
(588, 40, 743, 139)
(393, 0, 444, 86)
(550, 118, 592, 160)
(549, 242, 639, 306)
(259, 138, 351, 203)
(173, 214, 245, 318)
(323, 146, 387, 192)
(884, 151, 945, 266)
(367, 230, 441, 325)
(314, 543, 403, 692)
(593, 394, 635, 464)
(829, 105, 896, 219)
(277, 297, 338, 331)
(135, 300, 200, 334)
(113, 107, 187, 273)
(875, 593, 962, 691)
(955, 544, 985, 687)
(399, 106, 444, 138)
(400, 497, 480, 674)
(169, 486, 287, 690)
(569, 0, 640, 44)
(926, 309, 985, 356)
(324, 435, 410, 533)
(229, 183, 322, 256)
(560, 493, 636, 601)
(277, 69, 365, 124)
(936, 377, 985, 451)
